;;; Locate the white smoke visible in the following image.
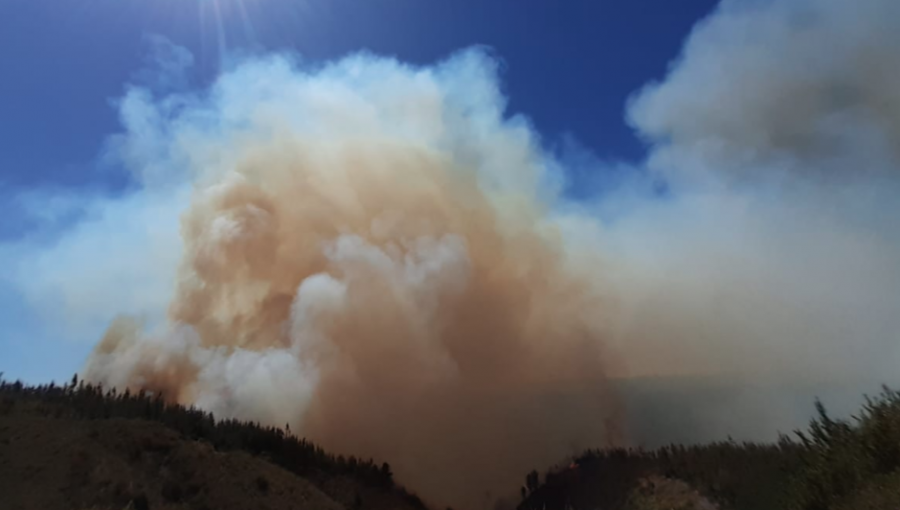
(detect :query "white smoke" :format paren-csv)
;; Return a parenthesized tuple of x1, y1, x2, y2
(629, 0, 900, 185)
(605, 0, 900, 381)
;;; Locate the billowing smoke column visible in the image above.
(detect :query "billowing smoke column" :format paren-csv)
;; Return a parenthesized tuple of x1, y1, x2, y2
(12, 0, 900, 506)
(82, 51, 623, 507)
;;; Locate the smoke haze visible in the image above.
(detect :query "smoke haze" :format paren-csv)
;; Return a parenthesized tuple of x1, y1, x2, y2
(614, 0, 900, 380)
(5, 0, 900, 507)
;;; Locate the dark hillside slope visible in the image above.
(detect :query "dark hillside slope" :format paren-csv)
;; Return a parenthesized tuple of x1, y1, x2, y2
(518, 386, 900, 510)
(517, 442, 796, 510)
(0, 414, 342, 510)
(0, 376, 426, 510)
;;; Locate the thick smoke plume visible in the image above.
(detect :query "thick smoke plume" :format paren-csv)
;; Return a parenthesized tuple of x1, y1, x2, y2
(81, 51, 624, 507)
(6, 0, 900, 507)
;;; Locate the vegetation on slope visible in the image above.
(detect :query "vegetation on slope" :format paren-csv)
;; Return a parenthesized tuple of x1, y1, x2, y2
(518, 440, 796, 510)
(1, 414, 345, 510)
(519, 387, 900, 510)
(4, 373, 900, 510)
(0, 374, 426, 510)
(785, 388, 900, 510)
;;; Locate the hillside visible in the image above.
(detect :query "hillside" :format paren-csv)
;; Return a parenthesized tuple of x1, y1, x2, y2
(5, 375, 900, 510)
(0, 376, 427, 510)
(1, 415, 342, 510)
(518, 386, 900, 510)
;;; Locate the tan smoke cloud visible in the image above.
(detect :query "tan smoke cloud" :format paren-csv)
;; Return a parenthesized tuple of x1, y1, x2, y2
(81, 51, 624, 508)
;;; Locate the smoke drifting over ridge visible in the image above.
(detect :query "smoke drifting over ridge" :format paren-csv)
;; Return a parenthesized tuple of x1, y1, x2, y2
(4, 0, 899, 506)
(81, 51, 625, 506)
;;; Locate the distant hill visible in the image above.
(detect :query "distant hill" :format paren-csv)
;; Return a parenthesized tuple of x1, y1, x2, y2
(516, 440, 796, 510)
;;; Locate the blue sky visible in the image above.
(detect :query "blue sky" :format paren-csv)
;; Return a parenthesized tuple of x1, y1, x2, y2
(0, 0, 717, 191)
(0, 0, 718, 382)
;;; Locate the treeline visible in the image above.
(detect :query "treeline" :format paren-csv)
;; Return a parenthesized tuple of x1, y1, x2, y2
(520, 386, 900, 510)
(0, 374, 426, 510)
